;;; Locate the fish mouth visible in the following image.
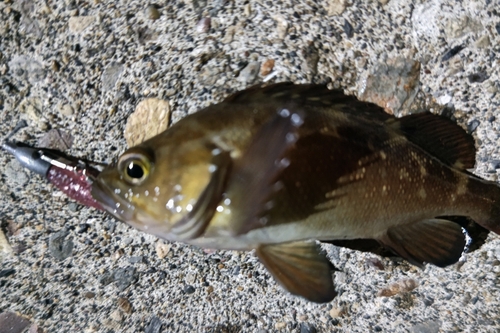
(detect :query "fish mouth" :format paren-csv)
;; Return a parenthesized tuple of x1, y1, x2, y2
(91, 178, 135, 222)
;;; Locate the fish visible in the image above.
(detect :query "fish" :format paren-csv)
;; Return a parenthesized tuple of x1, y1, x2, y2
(91, 82, 500, 303)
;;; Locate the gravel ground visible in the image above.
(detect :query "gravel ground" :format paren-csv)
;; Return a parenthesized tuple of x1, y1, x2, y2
(1, 0, 500, 332)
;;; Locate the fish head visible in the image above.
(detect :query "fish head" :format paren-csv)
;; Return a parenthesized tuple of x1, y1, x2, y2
(91, 138, 225, 241)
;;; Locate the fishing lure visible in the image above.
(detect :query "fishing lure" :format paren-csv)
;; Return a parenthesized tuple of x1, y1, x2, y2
(2, 141, 103, 211)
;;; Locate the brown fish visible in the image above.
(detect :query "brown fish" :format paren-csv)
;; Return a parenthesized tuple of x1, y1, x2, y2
(91, 83, 500, 303)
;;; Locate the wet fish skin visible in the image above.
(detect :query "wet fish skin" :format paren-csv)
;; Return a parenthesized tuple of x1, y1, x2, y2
(92, 83, 500, 303)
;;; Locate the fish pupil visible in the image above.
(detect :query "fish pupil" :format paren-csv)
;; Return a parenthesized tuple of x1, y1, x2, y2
(127, 162, 144, 179)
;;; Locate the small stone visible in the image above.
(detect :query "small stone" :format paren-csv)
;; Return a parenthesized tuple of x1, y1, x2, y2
(243, 3, 252, 17)
(327, 0, 348, 16)
(51, 60, 60, 71)
(260, 59, 275, 76)
(222, 26, 236, 43)
(196, 17, 211, 33)
(68, 16, 97, 33)
(117, 297, 133, 314)
(378, 278, 418, 297)
(101, 62, 124, 92)
(146, 5, 160, 20)
(274, 15, 288, 40)
(145, 317, 162, 333)
(358, 57, 421, 116)
(113, 267, 138, 291)
(48, 230, 74, 261)
(184, 285, 196, 294)
(410, 320, 441, 333)
(329, 306, 345, 318)
(128, 256, 144, 264)
(475, 35, 490, 48)
(275, 322, 287, 329)
(238, 61, 260, 83)
(343, 19, 354, 38)
(302, 43, 319, 77)
(37, 129, 74, 151)
(0, 312, 31, 333)
(124, 98, 170, 147)
(467, 119, 480, 133)
(442, 45, 464, 62)
(206, 286, 214, 294)
(298, 314, 308, 321)
(0, 268, 15, 278)
(468, 72, 489, 84)
(109, 310, 123, 322)
(19, 97, 43, 122)
(155, 241, 171, 259)
(300, 323, 317, 333)
(83, 291, 95, 299)
(59, 104, 75, 117)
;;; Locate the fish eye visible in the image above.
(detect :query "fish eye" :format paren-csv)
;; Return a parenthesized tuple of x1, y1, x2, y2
(117, 149, 154, 186)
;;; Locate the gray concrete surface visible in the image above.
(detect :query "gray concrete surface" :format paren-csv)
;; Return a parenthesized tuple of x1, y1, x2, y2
(1, 0, 500, 332)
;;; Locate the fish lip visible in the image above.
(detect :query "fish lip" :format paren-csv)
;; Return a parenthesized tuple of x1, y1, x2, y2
(91, 178, 134, 222)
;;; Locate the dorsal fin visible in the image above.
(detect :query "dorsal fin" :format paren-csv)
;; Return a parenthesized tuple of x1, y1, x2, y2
(224, 82, 392, 121)
(388, 112, 476, 169)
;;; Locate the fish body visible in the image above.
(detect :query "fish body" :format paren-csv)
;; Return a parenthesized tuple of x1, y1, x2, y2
(92, 83, 500, 302)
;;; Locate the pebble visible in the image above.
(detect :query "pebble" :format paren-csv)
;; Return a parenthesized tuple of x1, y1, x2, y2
(101, 62, 124, 92)
(442, 45, 464, 62)
(358, 57, 421, 116)
(19, 97, 43, 123)
(196, 17, 211, 33)
(0, 268, 15, 278)
(0, 312, 31, 333)
(260, 59, 275, 77)
(68, 16, 97, 33)
(299, 323, 317, 333)
(124, 98, 170, 147)
(145, 317, 163, 333)
(48, 230, 74, 261)
(155, 241, 171, 259)
(343, 19, 354, 38)
(467, 119, 480, 133)
(274, 15, 288, 40)
(238, 61, 260, 83)
(58, 104, 75, 117)
(117, 297, 133, 314)
(128, 256, 144, 264)
(274, 322, 286, 329)
(327, 0, 348, 16)
(410, 320, 441, 333)
(37, 129, 74, 151)
(146, 5, 160, 20)
(99, 267, 138, 291)
(378, 278, 418, 297)
(113, 267, 138, 291)
(329, 306, 345, 318)
(475, 35, 490, 48)
(468, 72, 489, 84)
(184, 285, 196, 294)
(83, 291, 95, 299)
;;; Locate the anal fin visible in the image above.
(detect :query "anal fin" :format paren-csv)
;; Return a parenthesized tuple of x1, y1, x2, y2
(256, 241, 337, 303)
(378, 219, 466, 267)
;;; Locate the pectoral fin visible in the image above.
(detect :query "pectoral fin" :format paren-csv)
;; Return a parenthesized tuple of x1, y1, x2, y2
(256, 241, 337, 303)
(225, 109, 303, 235)
(378, 219, 466, 267)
